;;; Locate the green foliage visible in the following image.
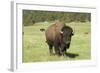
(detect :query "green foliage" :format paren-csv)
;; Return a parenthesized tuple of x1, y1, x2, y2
(23, 22, 91, 62)
(23, 10, 91, 26)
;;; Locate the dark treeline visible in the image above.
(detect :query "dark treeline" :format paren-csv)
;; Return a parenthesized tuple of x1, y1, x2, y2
(23, 10, 91, 26)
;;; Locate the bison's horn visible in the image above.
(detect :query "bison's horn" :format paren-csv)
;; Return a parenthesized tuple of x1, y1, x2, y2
(60, 31, 63, 34)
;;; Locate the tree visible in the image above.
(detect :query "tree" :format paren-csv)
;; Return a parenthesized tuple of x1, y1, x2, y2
(23, 10, 91, 26)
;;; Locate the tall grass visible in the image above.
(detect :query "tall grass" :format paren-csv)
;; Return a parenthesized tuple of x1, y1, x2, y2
(23, 22, 91, 62)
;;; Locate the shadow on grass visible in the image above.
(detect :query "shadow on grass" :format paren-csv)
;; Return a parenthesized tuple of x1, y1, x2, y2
(65, 52, 79, 58)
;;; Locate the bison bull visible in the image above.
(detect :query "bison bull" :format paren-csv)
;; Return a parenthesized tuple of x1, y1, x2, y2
(45, 21, 74, 56)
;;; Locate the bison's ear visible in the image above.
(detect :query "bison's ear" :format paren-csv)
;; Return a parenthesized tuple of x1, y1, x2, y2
(72, 32, 74, 36)
(60, 31, 63, 34)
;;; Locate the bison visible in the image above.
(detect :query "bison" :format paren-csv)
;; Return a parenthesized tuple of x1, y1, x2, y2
(45, 21, 74, 56)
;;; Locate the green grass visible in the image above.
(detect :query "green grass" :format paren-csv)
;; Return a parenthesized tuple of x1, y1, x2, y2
(23, 22, 91, 62)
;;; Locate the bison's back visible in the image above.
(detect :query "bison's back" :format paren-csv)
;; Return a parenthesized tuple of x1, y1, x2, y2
(45, 21, 65, 43)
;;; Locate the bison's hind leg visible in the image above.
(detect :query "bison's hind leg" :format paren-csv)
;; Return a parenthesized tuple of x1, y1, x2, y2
(48, 44, 54, 56)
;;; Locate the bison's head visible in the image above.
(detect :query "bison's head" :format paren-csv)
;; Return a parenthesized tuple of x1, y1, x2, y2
(60, 26, 74, 48)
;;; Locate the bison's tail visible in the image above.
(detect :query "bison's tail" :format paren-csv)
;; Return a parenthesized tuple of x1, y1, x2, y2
(40, 28, 45, 32)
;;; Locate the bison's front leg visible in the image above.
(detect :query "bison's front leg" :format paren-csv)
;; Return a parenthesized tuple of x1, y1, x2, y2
(61, 43, 71, 56)
(54, 44, 61, 56)
(63, 47, 67, 56)
(60, 48, 67, 56)
(60, 44, 67, 56)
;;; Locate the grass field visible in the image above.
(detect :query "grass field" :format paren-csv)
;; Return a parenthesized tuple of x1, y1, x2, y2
(23, 22, 91, 62)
